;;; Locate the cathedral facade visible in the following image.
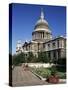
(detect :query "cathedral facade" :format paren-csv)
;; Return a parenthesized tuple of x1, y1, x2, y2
(16, 9, 66, 62)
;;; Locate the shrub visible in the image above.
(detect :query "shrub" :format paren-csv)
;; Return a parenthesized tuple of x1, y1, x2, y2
(56, 72, 66, 79)
(51, 66, 57, 75)
(27, 52, 37, 63)
(57, 58, 66, 66)
(34, 68, 51, 78)
(40, 69, 51, 78)
(56, 66, 66, 72)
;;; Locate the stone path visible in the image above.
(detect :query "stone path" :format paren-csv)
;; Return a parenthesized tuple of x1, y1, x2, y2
(12, 66, 47, 86)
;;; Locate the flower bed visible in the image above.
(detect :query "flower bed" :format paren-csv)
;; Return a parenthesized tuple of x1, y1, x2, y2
(31, 67, 51, 78)
(31, 67, 66, 79)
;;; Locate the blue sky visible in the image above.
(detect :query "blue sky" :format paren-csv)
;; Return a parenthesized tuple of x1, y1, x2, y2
(11, 3, 66, 54)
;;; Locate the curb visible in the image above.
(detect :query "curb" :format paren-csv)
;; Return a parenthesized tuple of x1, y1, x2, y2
(30, 70, 46, 81)
(59, 79, 66, 82)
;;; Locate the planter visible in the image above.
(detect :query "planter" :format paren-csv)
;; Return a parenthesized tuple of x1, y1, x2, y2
(46, 75, 59, 84)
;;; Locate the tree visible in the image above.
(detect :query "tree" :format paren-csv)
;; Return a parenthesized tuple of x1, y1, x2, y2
(27, 52, 35, 63)
(57, 57, 66, 72)
(57, 57, 66, 66)
(37, 52, 49, 63)
(12, 52, 25, 66)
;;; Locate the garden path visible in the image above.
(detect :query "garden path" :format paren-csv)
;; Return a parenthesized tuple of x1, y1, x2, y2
(12, 66, 48, 86)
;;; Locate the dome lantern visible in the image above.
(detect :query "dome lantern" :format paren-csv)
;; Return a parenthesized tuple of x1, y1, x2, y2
(40, 8, 44, 19)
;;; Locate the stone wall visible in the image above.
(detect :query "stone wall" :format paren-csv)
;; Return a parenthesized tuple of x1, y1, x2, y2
(22, 63, 54, 68)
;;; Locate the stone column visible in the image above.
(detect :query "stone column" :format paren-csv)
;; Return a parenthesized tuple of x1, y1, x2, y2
(32, 34, 34, 40)
(41, 32, 43, 39)
(37, 33, 39, 39)
(38, 33, 40, 39)
(43, 32, 44, 39)
(40, 33, 41, 39)
(42, 32, 44, 39)
(44, 33, 46, 39)
(35, 33, 36, 39)
(51, 51, 53, 61)
(33, 34, 35, 40)
(56, 50, 58, 60)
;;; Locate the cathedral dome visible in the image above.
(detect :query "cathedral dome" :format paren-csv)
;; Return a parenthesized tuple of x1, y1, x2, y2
(36, 17, 48, 26)
(34, 9, 49, 31)
(32, 9, 52, 42)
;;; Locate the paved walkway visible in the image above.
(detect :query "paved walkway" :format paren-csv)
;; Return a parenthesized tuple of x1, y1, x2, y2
(12, 66, 47, 86)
